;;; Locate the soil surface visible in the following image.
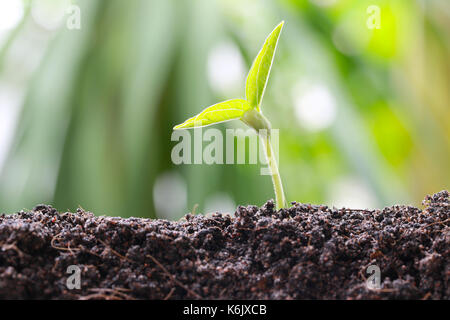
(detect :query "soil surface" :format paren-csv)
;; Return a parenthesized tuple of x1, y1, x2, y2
(0, 191, 448, 299)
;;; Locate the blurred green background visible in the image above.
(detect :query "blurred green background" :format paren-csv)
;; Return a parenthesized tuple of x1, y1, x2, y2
(0, 0, 448, 218)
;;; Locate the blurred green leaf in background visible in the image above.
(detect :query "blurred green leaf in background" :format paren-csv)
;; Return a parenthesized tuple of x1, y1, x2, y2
(0, 0, 448, 218)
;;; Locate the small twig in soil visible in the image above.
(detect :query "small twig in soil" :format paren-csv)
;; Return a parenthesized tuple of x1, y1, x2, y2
(96, 239, 201, 299)
(51, 233, 80, 254)
(79, 293, 122, 300)
(98, 239, 134, 263)
(146, 253, 202, 299)
(343, 209, 374, 213)
(88, 288, 135, 300)
(370, 288, 396, 293)
(421, 292, 432, 300)
(421, 218, 450, 229)
(164, 288, 176, 300)
(79, 288, 135, 300)
(0, 241, 25, 258)
(219, 288, 227, 299)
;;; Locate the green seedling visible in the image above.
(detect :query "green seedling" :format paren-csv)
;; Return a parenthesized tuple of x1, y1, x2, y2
(174, 21, 287, 209)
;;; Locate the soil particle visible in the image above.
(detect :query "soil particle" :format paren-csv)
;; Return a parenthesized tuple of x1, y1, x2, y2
(0, 191, 448, 299)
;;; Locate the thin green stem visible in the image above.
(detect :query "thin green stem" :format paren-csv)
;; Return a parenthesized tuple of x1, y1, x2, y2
(260, 132, 286, 210)
(241, 109, 287, 209)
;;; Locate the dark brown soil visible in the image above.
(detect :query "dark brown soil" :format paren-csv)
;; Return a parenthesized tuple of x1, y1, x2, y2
(0, 191, 448, 300)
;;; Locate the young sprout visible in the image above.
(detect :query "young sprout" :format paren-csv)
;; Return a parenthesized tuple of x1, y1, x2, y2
(174, 21, 287, 210)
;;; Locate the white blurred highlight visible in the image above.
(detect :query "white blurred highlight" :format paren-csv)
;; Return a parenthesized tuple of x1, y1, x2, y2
(31, 0, 70, 30)
(207, 41, 245, 95)
(0, 0, 24, 31)
(0, 84, 23, 174)
(329, 177, 378, 209)
(204, 192, 236, 215)
(153, 171, 187, 220)
(292, 82, 337, 132)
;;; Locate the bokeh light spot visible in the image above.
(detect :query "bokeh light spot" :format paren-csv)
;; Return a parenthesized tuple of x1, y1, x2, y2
(32, 0, 70, 30)
(153, 171, 187, 220)
(292, 82, 337, 132)
(207, 41, 245, 95)
(0, 0, 24, 31)
(204, 192, 236, 215)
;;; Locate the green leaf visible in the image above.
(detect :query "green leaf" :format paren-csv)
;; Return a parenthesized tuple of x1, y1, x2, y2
(173, 99, 251, 129)
(245, 21, 284, 111)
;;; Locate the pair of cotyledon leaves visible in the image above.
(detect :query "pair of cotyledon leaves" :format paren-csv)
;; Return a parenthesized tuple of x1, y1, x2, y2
(173, 21, 284, 130)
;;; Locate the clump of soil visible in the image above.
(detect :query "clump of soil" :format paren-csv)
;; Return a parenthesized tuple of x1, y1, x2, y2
(0, 191, 448, 299)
